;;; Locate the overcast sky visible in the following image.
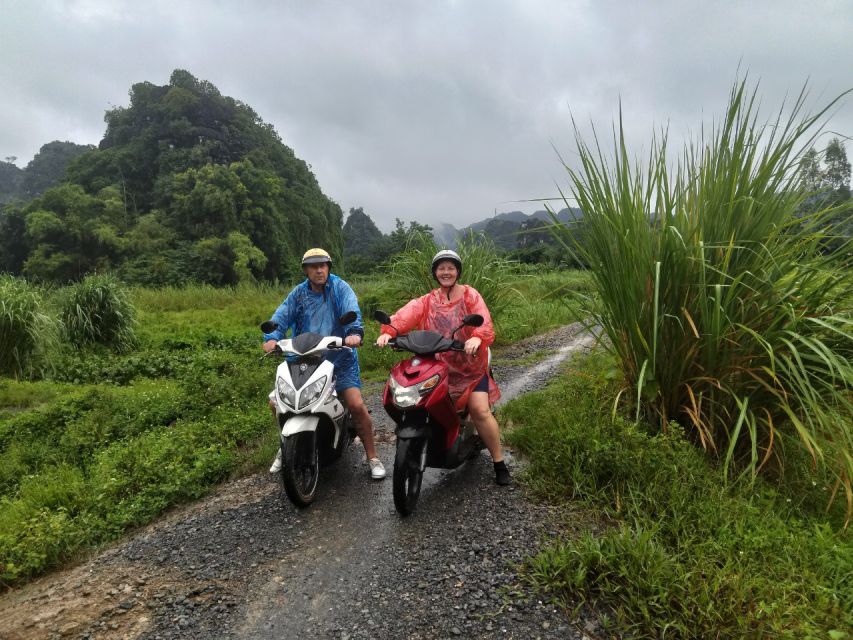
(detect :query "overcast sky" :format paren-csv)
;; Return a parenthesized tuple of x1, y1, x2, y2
(1, 1, 851, 231)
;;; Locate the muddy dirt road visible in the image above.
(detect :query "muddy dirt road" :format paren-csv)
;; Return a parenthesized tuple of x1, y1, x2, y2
(1, 325, 599, 640)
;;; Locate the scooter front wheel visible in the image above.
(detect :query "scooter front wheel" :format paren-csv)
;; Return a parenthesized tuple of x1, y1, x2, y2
(280, 432, 319, 507)
(393, 437, 426, 516)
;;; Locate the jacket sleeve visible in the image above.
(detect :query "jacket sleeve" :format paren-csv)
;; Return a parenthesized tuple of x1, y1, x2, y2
(264, 288, 298, 341)
(466, 287, 495, 348)
(335, 278, 364, 339)
(381, 294, 429, 337)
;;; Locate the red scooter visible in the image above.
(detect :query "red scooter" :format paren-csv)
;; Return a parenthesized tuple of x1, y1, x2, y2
(374, 310, 485, 515)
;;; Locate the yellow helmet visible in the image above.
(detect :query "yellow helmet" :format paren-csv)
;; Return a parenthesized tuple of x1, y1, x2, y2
(301, 248, 332, 266)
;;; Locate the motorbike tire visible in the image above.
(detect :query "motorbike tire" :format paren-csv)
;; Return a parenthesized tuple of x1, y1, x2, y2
(280, 432, 319, 507)
(393, 437, 426, 516)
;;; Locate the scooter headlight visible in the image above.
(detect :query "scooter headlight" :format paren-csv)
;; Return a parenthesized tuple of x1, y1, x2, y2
(389, 376, 420, 408)
(276, 376, 296, 407)
(298, 375, 328, 409)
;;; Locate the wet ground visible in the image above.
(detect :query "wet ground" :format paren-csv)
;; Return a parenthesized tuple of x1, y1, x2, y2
(0, 324, 601, 640)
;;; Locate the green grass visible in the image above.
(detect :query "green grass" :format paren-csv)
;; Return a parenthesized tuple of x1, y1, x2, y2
(551, 79, 853, 515)
(0, 276, 58, 379)
(501, 352, 852, 639)
(58, 274, 137, 352)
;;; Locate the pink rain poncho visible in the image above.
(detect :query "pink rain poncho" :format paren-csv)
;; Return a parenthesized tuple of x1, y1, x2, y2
(382, 285, 501, 411)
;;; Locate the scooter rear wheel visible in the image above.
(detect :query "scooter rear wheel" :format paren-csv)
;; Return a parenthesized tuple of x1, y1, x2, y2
(393, 437, 426, 516)
(280, 432, 319, 507)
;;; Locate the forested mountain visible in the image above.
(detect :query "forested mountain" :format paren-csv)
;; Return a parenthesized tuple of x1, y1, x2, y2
(0, 70, 343, 285)
(343, 207, 384, 256)
(0, 141, 92, 205)
(432, 207, 583, 255)
(0, 161, 23, 205)
(342, 207, 433, 273)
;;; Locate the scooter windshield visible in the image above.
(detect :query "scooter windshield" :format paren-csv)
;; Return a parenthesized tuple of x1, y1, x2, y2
(396, 330, 455, 355)
(291, 332, 323, 354)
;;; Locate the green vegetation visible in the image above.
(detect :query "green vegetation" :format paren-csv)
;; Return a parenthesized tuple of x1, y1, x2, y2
(0, 270, 585, 585)
(384, 230, 524, 322)
(5, 72, 849, 640)
(0, 276, 57, 379)
(0, 141, 93, 206)
(799, 137, 853, 253)
(58, 274, 137, 352)
(0, 282, 280, 584)
(0, 70, 342, 285)
(502, 353, 852, 638)
(550, 80, 853, 513)
(341, 209, 437, 276)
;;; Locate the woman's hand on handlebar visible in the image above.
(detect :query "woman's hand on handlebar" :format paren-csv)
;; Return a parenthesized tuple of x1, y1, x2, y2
(375, 333, 392, 348)
(464, 336, 482, 356)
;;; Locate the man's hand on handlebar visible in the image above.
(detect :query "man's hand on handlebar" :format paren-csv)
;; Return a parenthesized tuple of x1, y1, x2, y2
(344, 335, 363, 348)
(262, 339, 278, 353)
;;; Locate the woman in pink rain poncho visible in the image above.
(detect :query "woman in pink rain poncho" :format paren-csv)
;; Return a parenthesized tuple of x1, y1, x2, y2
(376, 250, 511, 485)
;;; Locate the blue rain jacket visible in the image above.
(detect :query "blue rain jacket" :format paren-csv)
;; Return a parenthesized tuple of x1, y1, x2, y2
(263, 274, 364, 390)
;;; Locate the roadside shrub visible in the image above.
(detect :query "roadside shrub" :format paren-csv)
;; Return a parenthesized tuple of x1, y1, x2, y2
(0, 276, 57, 379)
(552, 79, 853, 512)
(58, 273, 137, 352)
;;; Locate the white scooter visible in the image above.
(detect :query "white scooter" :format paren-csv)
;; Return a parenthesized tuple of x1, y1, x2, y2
(260, 312, 357, 507)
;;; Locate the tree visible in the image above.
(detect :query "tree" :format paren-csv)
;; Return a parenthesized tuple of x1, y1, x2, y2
(21, 184, 124, 282)
(799, 147, 823, 193)
(823, 138, 851, 201)
(0, 205, 28, 273)
(800, 138, 851, 203)
(799, 138, 851, 252)
(383, 219, 434, 258)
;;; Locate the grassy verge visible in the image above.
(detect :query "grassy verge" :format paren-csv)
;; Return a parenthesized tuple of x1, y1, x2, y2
(501, 352, 852, 638)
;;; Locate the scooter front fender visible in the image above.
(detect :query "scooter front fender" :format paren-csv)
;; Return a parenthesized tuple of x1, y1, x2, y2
(397, 425, 430, 439)
(281, 414, 320, 438)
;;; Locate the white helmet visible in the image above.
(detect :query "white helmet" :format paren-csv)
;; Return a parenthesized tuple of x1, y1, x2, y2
(431, 249, 462, 280)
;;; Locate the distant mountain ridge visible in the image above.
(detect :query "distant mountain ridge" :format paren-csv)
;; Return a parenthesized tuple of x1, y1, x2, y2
(433, 207, 583, 250)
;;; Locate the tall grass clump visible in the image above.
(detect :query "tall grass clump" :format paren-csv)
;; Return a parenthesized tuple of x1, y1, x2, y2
(553, 80, 853, 514)
(386, 230, 524, 320)
(58, 274, 137, 352)
(0, 276, 57, 379)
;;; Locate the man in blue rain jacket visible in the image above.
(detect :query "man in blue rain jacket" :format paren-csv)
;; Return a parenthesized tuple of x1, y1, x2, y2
(262, 248, 385, 480)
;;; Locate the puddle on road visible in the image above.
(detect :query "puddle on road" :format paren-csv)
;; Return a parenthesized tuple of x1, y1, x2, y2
(495, 332, 596, 406)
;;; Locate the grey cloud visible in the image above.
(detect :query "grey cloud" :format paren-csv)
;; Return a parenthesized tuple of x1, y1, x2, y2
(1, 0, 850, 230)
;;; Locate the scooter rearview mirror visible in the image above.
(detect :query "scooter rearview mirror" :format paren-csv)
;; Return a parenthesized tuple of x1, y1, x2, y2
(260, 320, 278, 333)
(462, 314, 484, 327)
(339, 310, 357, 325)
(373, 310, 392, 325)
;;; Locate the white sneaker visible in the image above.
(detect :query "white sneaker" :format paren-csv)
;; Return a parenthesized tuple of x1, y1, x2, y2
(369, 457, 386, 480)
(269, 450, 282, 474)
